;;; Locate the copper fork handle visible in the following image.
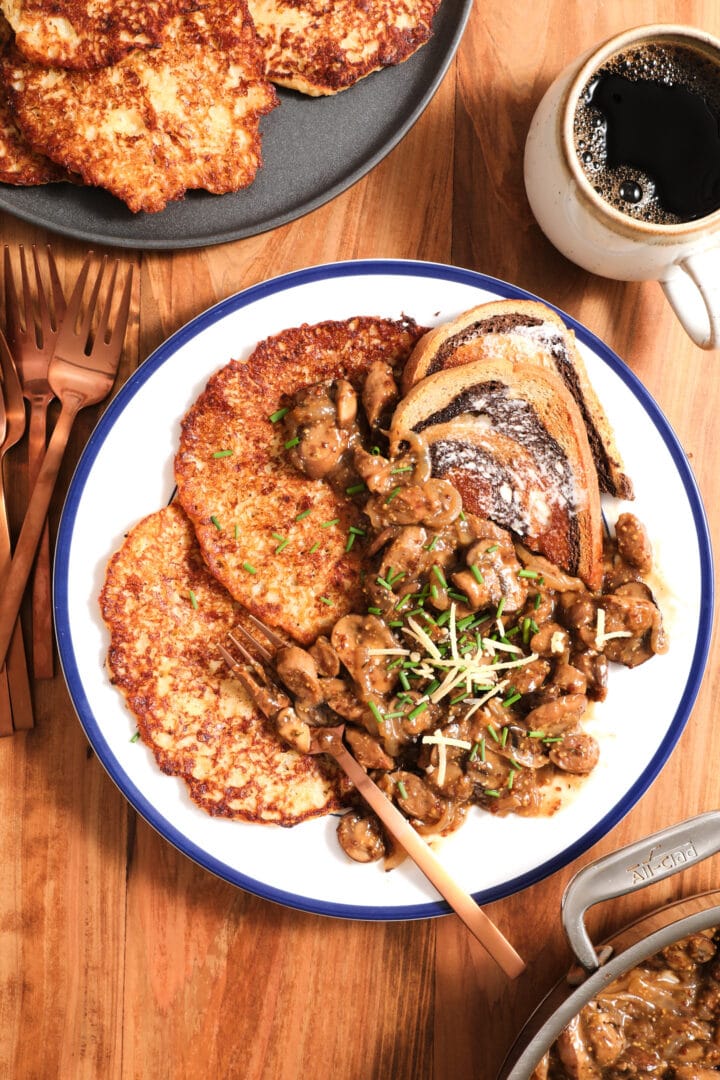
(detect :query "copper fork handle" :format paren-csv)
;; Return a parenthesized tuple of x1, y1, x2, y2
(0, 400, 81, 670)
(328, 738, 525, 978)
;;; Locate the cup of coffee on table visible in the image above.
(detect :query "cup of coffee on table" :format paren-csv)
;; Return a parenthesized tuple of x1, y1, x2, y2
(524, 24, 720, 349)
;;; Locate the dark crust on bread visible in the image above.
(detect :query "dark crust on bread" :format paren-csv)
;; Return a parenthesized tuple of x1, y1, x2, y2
(418, 307, 633, 500)
(175, 315, 426, 645)
(100, 503, 343, 824)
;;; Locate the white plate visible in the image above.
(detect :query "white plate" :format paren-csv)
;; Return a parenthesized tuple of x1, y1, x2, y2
(55, 260, 714, 920)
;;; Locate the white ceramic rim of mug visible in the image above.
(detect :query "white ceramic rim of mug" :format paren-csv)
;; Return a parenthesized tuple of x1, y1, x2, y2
(561, 23, 720, 239)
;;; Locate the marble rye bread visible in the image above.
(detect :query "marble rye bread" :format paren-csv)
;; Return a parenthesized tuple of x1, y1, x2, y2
(401, 299, 633, 500)
(390, 355, 604, 591)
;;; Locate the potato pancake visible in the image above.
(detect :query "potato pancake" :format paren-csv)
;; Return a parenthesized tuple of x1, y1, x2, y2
(2, 0, 278, 212)
(100, 503, 343, 824)
(248, 0, 442, 95)
(0, 0, 197, 69)
(174, 316, 425, 645)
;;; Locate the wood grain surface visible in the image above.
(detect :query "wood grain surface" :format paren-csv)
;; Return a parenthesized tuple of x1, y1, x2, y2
(1, 3, 719, 1077)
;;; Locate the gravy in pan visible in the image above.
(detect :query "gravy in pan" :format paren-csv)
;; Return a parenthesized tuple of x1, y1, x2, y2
(273, 363, 667, 864)
(539, 929, 720, 1078)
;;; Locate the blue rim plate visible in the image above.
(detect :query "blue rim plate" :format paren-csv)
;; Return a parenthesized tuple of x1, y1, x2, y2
(54, 259, 714, 920)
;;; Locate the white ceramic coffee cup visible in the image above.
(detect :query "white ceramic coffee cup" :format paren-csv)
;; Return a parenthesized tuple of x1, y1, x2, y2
(524, 24, 720, 350)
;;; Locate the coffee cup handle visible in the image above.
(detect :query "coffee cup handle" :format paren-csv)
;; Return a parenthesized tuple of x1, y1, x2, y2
(661, 246, 720, 350)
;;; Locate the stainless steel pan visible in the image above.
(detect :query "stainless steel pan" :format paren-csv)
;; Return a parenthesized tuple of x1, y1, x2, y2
(499, 811, 720, 1077)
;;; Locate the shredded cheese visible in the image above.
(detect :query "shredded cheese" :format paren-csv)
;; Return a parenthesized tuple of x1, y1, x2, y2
(434, 728, 447, 787)
(595, 606, 633, 647)
(422, 733, 474, 751)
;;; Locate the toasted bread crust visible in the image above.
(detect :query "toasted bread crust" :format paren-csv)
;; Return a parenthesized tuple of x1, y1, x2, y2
(175, 316, 426, 645)
(391, 355, 604, 590)
(402, 299, 633, 500)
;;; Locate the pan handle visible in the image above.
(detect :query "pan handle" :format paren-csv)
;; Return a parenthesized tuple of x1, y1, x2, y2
(562, 811, 720, 972)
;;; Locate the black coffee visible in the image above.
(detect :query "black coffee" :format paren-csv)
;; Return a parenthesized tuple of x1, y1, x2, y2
(573, 41, 720, 224)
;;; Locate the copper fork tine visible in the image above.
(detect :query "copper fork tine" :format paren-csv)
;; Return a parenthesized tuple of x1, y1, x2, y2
(0, 329, 34, 732)
(219, 622, 525, 977)
(0, 254, 134, 672)
(4, 244, 66, 679)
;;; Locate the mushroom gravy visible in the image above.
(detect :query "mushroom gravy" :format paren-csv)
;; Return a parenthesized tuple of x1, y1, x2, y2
(539, 928, 720, 1078)
(269, 361, 667, 864)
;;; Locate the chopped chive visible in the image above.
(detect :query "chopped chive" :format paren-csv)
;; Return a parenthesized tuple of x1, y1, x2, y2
(269, 407, 289, 423)
(486, 543, 499, 554)
(522, 616, 532, 644)
(459, 510, 466, 521)
(468, 741, 479, 762)
(309, 540, 321, 554)
(391, 466, 413, 474)
(388, 620, 404, 628)
(349, 526, 366, 536)
(507, 770, 516, 791)
(484, 789, 501, 798)
(450, 692, 468, 706)
(234, 523, 239, 540)
(431, 584, 439, 599)
(397, 779, 409, 799)
(130, 729, 140, 743)
(503, 691, 522, 708)
(436, 610, 451, 627)
(432, 565, 447, 588)
(530, 619, 540, 634)
(480, 737, 486, 762)
(242, 562, 257, 575)
(407, 701, 429, 721)
(370, 446, 381, 456)
(425, 535, 439, 552)
(528, 730, 546, 739)
(487, 723, 500, 743)
(496, 597, 506, 618)
(457, 614, 476, 631)
(387, 658, 404, 669)
(504, 626, 520, 639)
(274, 536, 290, 553)
(395, 594, 411, 612)
(321, 518, 340, 528)
(534, 592, 542, 610)
(470, 564, 484, 584)
(385, 486, 402, 504)
(543, 736, 564, 744)
(399, 671, 410, 691)
(368, 700, 384, 725)
(500, 726, 509, 747)
(210, 514, 222, 531)
(320, 596, 333, 606)
(376, 576, 392, 591)
(188, 590, 198, 609)
(284, 436, 300, 449)
(345, 483, 366, 496)
(367, 606, 382, 615)
(345, 533, 356, 552)
(212, 449, 233, 458)
(448, 591, 469, 604)
(518, 569, 539, 579)
(295, 509, 311, 521)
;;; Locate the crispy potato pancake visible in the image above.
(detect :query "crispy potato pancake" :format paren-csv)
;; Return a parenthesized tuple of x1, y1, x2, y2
(100, 503, 343, 824)
(248, 0, 442, 95)
(0, 14, 66, 184)
(0, 0, 197, 70)
(2, 0, 278, 212)
(174, 316, 425, 645)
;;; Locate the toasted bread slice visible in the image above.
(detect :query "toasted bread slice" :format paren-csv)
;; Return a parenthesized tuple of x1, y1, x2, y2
(100, 503, 343, 824)
(175, 315, 426, 645)
(2, 0, 278, 212)
(0, 0, 197, 70)
(401, 299, 633, 500)
(247, 0, 441, 96)
(390, 356, 604, 590)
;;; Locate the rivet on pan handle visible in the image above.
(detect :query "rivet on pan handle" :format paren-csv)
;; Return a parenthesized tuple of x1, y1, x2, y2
(561, 811, 720, 973)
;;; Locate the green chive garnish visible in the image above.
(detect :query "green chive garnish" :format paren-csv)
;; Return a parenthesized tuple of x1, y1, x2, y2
(130, 730, 140, 743)
(210, 514, 222, 531)
(487, 723, 499, 742)
(273, 535, 290, 553)
(496, 597, 506, 618)
(345, 483, 366, 496)
(212, 449, 233, 458)
(486, 544, 499, 554)
(470, 564, 484, 584)
(432, 565, 447, 588)
(484, 789, 501, 798)
(518, 569, 539, 579)
(407, 701, 429, 721)
(468, 742, 479, 762)
(242, 562, 257, 575)
(188, 590, 198, 609)
(500, 726, 509, 746)
(368, 701, 385, 725)
(309, 540, 321, 554)
(320, 596, 333, 606)
(367, 606, 382, 615)
(269, 407, 289, 423)
(503, 691, 522, 708)
(397, 780, 409, 800)
(295, 509, 311, 521)
(284, 436, 300, 449)
(425, 535, 439, 552)
(321, 518, 340, 528)
(385, 486, 402, 504)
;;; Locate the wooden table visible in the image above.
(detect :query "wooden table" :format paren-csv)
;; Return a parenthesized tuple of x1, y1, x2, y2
(2, 3, 719, 1077)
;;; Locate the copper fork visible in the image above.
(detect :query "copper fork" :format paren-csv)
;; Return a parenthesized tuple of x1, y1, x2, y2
(218, 615, 525, 979)
(4, 245, 66, 679)
(0, 253, 134, 673)
(0, 329, 34, 733)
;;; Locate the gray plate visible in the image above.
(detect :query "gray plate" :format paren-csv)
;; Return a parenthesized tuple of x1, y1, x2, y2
(0, 1, 472, 250)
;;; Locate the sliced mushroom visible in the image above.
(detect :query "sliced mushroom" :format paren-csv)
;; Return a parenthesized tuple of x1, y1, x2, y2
(524, 693, 588, 736)
(361, 361, 399, 427)
(337, 811, 386, 863)
(275, 646, 324, 705)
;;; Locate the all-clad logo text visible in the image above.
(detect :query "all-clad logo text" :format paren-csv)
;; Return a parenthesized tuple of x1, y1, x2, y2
(627, 840, 698, 884)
